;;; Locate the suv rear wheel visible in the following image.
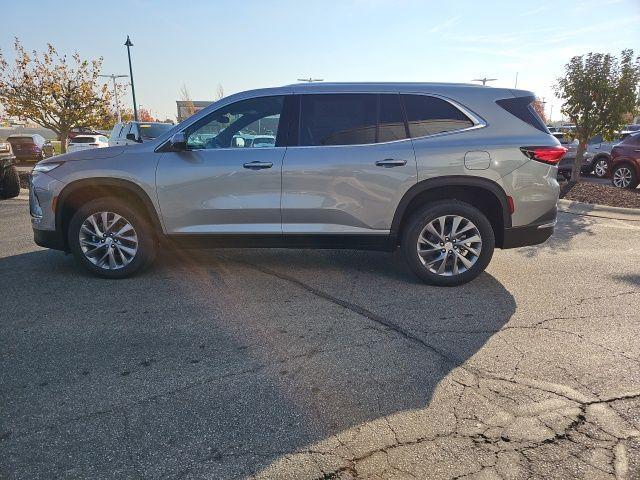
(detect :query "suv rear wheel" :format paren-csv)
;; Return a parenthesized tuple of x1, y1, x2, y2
(68, 198, 156, 278)
(402, 200, 495, 286)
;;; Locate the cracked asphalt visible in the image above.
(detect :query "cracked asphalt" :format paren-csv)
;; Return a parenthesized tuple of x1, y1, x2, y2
(1, 196, 639, 480)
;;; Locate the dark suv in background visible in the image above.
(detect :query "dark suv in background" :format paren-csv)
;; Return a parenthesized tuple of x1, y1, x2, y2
(610, 133, 640, 189)
(7, 134, 47, 162)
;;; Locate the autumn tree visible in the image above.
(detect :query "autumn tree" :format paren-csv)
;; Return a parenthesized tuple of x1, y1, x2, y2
(179, 84, 196, 121)
(554, 49, 640, 182)
(0, 39, 112, 153)
(138, 108, 156, 122)
(532, 99, 547, 124)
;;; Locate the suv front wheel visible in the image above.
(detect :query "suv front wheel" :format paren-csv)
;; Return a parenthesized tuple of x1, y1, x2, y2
(68, 198, 157, 278)
(402, 200, 495, 286)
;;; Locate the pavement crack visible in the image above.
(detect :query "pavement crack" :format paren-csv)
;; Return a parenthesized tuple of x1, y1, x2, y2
(235, 259, 461, 369)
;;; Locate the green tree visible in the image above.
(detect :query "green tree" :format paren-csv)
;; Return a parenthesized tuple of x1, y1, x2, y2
(554, 49, 640, 182)
(0, 39, 112, 153)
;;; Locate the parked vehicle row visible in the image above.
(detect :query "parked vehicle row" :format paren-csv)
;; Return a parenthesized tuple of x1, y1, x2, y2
(30, 82, 563, 286)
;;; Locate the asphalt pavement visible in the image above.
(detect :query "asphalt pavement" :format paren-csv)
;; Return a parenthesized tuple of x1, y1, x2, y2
(1, 197, 639, 479)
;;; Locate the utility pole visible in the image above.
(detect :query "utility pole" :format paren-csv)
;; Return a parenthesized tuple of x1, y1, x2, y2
(514, 72, 519, 89)
(124, 35, 138, 122)
(472, 77, 497, 86)
(99, 74, 128, 123)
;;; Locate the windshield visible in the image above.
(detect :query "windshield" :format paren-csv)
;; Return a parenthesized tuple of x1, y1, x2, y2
(138, 123, 173, 139)
(8, 137, 35, 145)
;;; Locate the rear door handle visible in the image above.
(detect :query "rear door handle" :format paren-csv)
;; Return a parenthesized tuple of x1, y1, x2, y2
(243, 161, 273, 170)
(375, 159, 407, 167)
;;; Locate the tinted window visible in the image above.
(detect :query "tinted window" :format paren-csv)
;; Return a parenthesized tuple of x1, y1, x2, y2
(402, 95, 474, 137)
(378, 94, 407, 143)
(138, 123, 173, 139)
(299, 94, 377, 146)
(622, 133, 640, 145)
(71, 136, 97, 144)
(187, 95, 283, 150)
(8, 137, 35, 145)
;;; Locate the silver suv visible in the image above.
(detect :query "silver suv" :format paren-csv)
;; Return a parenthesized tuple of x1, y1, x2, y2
(30, 83, 562, 286)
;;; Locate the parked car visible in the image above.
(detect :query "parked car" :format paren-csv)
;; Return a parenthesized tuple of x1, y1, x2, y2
(251, 135, 276, 147)
(624, 124, 640, 132)
(554, 133, 586, 180)
(30, 83, 564, 285)
(583, 132, 633, 178)
(68, 127, 101, 141)
(610, 133, 640, 189)
(67, 135, 109, 153)
(0, 140, 19, 199)
(108, 122, 174, 146)
(6, 134, 47, 162)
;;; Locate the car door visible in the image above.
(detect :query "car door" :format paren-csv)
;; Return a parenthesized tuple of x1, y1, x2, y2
(156, 94, 287, 234)
(281, 93, 417, 234)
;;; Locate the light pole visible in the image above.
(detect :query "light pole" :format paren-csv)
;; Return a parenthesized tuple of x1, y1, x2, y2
(124, 35, 138, 122)
(472, 77, 497, 86)
(99, 74, 128, 123)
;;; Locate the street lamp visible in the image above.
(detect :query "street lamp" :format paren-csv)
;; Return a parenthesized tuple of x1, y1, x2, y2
(124, 35, 138, 122)
(98, 74, 128, 123)
(472, 77, 497, 86)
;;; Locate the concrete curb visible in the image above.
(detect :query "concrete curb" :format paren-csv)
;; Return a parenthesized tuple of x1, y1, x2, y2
(558, 199, 640, 222)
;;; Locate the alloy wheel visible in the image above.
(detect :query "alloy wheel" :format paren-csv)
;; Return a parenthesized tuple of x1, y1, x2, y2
(612, 167, 632, 188)
(594, 159, 608, 177)
(417, 215, 482, 276)
(79, 211, 138, 270)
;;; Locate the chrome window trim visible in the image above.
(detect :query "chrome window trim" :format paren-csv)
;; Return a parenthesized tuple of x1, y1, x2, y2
(155, 90, 487, 152)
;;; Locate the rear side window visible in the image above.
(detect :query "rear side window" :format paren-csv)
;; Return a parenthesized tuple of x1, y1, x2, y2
(401, 94, 474, 137)
(299, 94, 377, 146)
(496, 95, 549, 133)
(378, 94, 408, 143)
(622, 133, 640, 145)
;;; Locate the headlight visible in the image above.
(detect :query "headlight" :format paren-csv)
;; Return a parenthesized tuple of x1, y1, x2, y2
(32, 162, 64, 174)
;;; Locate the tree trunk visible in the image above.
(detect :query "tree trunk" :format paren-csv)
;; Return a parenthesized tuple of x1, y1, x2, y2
(571, 141, 587, 182)
(59, 130, 68, 154)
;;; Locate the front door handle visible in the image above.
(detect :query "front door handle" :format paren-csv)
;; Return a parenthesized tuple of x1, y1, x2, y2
(375, 158, 407, 167)
(243, 161, 273, 170)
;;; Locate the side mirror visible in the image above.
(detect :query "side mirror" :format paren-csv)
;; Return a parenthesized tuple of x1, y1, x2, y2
(126, 133, 138, 142)
(170, 132, 187, 151)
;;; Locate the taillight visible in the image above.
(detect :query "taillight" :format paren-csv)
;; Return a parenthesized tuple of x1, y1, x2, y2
(520, 146, 567, 165)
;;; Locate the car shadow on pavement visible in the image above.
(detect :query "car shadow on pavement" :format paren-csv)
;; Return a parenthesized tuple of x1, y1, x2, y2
(0, 247, 516, 478)
(517, 211, 597, 257)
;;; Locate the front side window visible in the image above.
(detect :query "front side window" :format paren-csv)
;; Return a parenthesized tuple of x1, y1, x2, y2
(402, 94, 474, 138)
(187, 96, 284, 150)
(299, 94, 377, 146)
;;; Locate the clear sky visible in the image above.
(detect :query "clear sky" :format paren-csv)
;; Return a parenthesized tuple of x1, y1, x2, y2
(3, 0, 639, 122)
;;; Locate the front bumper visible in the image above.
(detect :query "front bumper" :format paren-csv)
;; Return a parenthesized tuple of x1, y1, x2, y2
(34, 228, 66, 250)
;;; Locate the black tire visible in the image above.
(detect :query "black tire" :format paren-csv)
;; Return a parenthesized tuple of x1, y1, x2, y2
(68, 197, 157, 278)
(0, 165, 20, 199)
(401, 200, 495, 287)
(611, 164, 639, 190)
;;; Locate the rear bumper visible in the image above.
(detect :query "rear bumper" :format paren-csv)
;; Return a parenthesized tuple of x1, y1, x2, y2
(501, 205, 557, 249)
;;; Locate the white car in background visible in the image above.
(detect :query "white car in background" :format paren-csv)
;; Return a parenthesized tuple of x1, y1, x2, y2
(251, 135, 276, 147)
(67, 135, 109, 153)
